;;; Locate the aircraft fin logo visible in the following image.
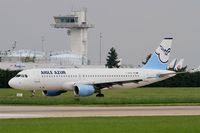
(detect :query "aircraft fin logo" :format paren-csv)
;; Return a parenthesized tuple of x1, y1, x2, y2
(155, 45, 171, 63)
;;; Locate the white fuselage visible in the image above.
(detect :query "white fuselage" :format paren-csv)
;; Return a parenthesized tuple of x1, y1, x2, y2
(8, 68, 175, 91)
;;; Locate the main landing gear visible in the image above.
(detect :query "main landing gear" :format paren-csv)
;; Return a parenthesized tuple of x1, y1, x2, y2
(96, 93, 104, 97)
(96, 89, 104, 97)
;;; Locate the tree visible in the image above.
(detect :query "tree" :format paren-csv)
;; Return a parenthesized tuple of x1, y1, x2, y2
(0, 69, 20, 88)
(105, 47, 120, 68)
(21, 56, 36, 63)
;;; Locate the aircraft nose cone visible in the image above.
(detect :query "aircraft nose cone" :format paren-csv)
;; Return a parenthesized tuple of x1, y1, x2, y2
(8, 78, 16, 88)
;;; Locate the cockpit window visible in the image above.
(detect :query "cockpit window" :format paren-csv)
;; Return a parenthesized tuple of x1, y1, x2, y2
(15, 74, 28, 78)
(16, 74, 21, 77)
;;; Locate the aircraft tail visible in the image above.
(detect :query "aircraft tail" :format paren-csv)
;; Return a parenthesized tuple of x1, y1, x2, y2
(167, 58, 177, 70)
(174, 59, 184, 71)
(143, 38, 173, 70)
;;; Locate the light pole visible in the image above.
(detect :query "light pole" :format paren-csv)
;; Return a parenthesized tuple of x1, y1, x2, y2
(99, 32, 102, 65)
(41, 36, 45, 52)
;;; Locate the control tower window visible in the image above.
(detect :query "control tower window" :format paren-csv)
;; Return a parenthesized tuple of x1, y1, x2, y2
(70, 18, 75, 23)
(59, 17, 78, 23)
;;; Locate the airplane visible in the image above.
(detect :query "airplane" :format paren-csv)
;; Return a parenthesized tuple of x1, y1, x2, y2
(9, 38, 176, 97)
(189, 66, 200, 73)
(14, 63, 26, 70)
(174, 59, 184, 71)
(167, 58, 185, 71)
(167, 58, 177, 70)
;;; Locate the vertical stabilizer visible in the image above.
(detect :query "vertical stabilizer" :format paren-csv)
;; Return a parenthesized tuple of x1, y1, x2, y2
(143, 38, 173, 70)
(167, 58, 177, 69)
(174, 59, 184, 71)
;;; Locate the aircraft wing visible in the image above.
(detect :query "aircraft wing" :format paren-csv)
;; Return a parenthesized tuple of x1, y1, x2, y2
(82, 79, 143, 89)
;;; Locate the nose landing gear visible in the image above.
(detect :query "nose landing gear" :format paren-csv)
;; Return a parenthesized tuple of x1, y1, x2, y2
(31, 90, 36, 97)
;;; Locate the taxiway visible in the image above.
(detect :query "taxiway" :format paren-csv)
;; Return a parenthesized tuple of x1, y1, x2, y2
(0, 106, 200, 119)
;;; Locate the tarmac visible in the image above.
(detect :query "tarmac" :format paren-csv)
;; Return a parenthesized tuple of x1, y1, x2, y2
(0, 106, 200, 119)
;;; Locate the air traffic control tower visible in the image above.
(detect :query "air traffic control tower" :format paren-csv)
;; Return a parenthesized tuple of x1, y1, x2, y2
(51, 9, 94, 65)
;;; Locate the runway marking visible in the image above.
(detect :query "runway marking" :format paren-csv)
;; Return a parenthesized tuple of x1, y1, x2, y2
(0, 106, 200, 119)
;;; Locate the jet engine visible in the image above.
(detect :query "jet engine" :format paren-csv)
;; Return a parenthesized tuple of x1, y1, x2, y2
(74, 84, 95, 97)
(43, 90, 66, 96)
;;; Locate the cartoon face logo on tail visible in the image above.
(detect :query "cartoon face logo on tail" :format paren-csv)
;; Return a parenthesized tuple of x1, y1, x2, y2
(155, 45, 171, 63)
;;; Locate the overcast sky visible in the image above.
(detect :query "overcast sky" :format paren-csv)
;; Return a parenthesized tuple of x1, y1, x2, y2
(0, 0, 200, 68)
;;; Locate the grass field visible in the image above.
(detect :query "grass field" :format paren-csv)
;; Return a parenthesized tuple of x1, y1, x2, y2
(1, 88, 200, 133)
(0, 116, 200, 133)
(1, 87, 200, 105)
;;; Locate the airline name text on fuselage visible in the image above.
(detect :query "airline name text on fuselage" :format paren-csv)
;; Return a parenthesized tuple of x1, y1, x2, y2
(41, 70, 66, 75)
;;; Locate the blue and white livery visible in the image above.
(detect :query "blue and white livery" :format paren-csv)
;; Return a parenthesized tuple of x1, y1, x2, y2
(9, 38, 176, 97)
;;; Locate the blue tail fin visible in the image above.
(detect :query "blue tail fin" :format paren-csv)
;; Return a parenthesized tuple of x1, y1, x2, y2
(143, 38, 173, 70)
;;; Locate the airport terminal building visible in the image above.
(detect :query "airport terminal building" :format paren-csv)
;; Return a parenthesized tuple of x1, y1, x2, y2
(0, 9, 94, 70)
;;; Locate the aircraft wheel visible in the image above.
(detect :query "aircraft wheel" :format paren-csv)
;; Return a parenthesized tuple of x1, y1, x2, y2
(31, 90, 36, 97)
(96, 93, 104, 97)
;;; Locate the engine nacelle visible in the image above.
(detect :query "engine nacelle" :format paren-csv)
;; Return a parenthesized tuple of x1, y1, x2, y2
(74, 84, 95, 97)
(43, 90, 66, 96)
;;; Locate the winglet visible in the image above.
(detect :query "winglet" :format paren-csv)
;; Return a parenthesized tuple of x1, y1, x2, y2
(143, 38, 173, 70)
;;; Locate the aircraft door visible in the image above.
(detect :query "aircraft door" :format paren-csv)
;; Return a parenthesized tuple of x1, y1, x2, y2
(32, 71, 43, 89)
